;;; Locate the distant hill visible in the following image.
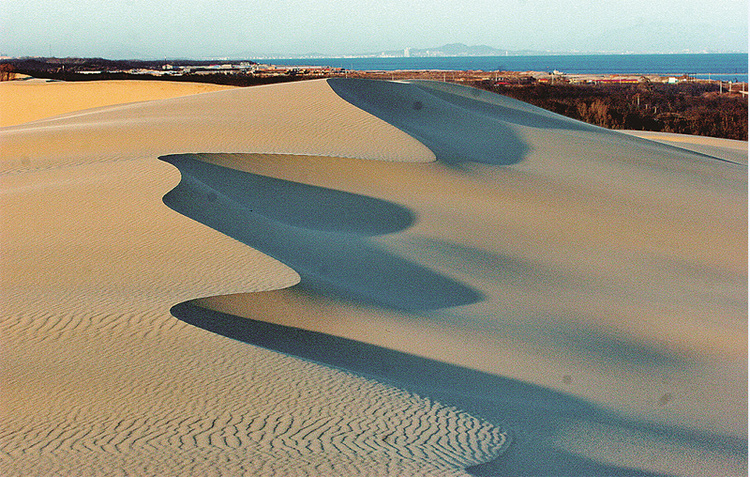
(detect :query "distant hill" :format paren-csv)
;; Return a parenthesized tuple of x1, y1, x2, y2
(359, 43, 573, 58)
(234, 44, 608, 60)
(365, 43, 503, 57)
(413, 43, 505, 56)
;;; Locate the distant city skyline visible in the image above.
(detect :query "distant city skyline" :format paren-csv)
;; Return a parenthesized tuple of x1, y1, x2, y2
(1, 0, 747, 59)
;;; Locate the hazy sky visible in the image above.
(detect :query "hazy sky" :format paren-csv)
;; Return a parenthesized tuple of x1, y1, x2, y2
(2, 0, 747, 58)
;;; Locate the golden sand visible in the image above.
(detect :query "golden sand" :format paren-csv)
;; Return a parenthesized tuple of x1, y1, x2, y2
(1, 78, 746, 476)
(0, 79, 235, 127)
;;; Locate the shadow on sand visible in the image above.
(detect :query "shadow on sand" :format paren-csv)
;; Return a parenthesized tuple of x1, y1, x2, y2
(171, 299, 745, 476)
(327, 78, 534, 167)
(161, 153, 482, 311)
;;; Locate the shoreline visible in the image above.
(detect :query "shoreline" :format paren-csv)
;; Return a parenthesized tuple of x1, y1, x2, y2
(6, 67, 747, 85)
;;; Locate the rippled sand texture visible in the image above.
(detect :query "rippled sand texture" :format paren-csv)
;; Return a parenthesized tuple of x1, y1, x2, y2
(2, 78, 747, 476)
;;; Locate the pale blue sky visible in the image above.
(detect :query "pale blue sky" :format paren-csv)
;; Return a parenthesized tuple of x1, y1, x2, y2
(1, 0, 747, 58)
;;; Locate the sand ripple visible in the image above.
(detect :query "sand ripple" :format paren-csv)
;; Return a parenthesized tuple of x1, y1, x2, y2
(2, 305, 507, 476)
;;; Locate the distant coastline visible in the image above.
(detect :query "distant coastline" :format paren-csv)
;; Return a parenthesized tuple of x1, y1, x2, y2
(253, 53, 748, 82)
(243, 43, 747, 59)
(4, 53, 746, 81)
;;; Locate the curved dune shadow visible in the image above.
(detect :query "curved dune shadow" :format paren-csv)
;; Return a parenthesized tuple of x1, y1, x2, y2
(161, 153, 482, 311)
(171, 300, 745, 477)
(327, 78, 531, 167)
(406, 79, 600, 133)
(162, 153, 414, 235)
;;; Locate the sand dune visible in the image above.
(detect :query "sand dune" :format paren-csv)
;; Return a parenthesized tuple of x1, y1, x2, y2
(0, 79, 235, 127)
(1, 79, 433, 174)
(1, 78, 746, 476)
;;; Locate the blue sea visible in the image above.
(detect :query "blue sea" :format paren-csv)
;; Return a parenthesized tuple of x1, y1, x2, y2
(255, 53, 748, 82)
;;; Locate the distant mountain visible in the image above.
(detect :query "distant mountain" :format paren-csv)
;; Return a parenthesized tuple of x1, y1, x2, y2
(358, 43, 579, 58)
(240, 43, 681, 61)
(414, 43, 504, 56)
(371, 43, 506, 57)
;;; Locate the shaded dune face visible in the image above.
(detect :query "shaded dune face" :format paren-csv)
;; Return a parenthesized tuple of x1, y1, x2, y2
(171, 302, 511, 477)
(161, 153, 482, 311)
(327, 78, 532, 166)
(162, 153, 415, 235)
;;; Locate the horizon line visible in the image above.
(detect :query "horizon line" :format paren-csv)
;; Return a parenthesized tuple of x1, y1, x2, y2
(3, 50, 748, 62)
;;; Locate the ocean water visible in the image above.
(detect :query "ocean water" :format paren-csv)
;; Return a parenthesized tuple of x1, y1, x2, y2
(256, 53, 748, 82)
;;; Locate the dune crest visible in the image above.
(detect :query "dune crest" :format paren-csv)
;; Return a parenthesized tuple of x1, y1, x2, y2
(327, 78, 531, 166)
(1, 79, 434, 175)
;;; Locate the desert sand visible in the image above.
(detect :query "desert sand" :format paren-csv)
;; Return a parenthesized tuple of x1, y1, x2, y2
(1, 78, 746, 476)
(0, 79, 235, 127)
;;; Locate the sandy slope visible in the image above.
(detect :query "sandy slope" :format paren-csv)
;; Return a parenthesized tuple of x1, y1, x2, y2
(0, 79, 235, 127)
(622, 129, 748, 164)
(1, 78, 746, 476)
(1, 79, 433, 174)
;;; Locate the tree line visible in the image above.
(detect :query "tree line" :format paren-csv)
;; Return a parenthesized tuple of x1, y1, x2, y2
(476, 81, 748, 141)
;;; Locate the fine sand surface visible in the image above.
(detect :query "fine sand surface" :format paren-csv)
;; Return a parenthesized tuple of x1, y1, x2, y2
(1, 78, 746, 476)
(0, 79, 235, 127)
(622, 129, 749, 165)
